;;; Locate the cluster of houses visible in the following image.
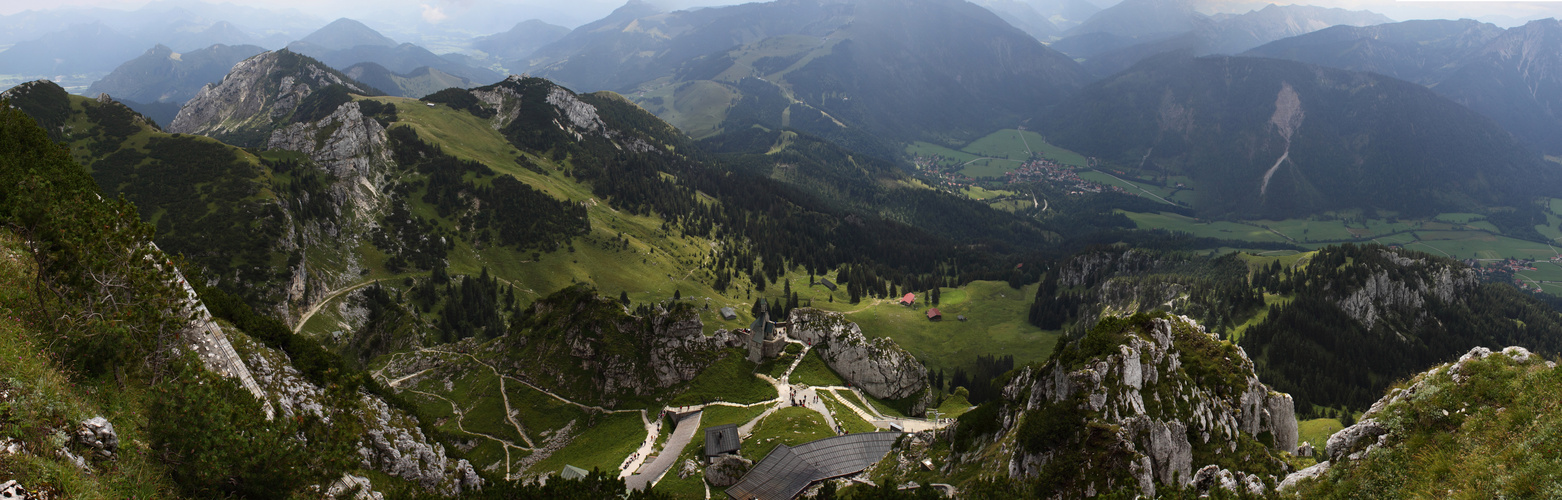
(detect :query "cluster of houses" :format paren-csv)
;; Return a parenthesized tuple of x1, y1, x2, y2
(1004, 159, 1124, 195)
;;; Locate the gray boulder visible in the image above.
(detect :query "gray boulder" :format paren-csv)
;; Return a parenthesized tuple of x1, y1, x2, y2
(704, 454, 753, 487)
(1325, 419, 1388, 462)
(75, 416, 118, 458)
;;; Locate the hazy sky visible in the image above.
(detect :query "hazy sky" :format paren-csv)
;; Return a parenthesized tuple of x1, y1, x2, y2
(3, 0, 1562, 29)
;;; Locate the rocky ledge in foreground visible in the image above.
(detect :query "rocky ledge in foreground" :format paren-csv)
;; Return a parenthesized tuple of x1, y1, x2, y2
(1281, 345, 1560, 498)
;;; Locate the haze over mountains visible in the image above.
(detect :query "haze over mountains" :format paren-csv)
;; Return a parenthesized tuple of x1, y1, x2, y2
(9, 0, 1562, 498)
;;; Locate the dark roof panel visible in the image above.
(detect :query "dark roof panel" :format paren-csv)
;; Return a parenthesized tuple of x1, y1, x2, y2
(726, 432, 900, 500)
(706, 424, 741, 457)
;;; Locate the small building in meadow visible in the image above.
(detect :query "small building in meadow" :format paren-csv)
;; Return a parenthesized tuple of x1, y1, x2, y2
(900, 293, 916, 307)
(926, 308, 942, 321)
(719, 307, 738, 320)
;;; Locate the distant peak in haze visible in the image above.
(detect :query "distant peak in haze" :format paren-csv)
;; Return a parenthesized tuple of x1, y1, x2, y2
(295, 18, 397, 51)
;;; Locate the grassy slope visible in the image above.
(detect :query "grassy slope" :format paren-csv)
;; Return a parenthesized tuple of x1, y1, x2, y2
(1292, 353, 1562, 498)
(790, 350, 846, 387)
(825, 281, 1058, 372)
(1297, 417, 1343, 453)
(743, 406, 835, 461)
(0, 230, 178, 497)
(667, 349, 778, 407)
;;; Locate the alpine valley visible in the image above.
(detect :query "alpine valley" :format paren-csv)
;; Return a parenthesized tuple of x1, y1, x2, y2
(2, 0, 1562, 498)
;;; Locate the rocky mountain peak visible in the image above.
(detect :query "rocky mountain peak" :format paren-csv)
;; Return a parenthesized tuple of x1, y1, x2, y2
(963, 312, 1296, 497)
(295, 18, 398, 51)
(167, 49, 375, 146)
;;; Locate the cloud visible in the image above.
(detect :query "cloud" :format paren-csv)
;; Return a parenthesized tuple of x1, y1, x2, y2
(420, 3, 447, 23)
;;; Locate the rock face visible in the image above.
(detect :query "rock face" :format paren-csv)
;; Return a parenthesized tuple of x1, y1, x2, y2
(74, 417, 118, 458)
(788, 308, 931, 413)
(233, 333, 482, 496)
(991, 313, 1296, 498)
(704, 454, 753, 487)
(169, 50, 371, 145)
(265, 100, 391, 222)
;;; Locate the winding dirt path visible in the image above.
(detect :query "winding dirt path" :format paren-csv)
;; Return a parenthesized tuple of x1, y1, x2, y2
(292, 279, 383, 334)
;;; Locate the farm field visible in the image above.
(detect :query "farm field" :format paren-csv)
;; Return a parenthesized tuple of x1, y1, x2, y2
(907, 129, 1090, 178)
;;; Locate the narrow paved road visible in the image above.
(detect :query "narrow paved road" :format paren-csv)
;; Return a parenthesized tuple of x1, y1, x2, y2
(627, 411, 702, 491)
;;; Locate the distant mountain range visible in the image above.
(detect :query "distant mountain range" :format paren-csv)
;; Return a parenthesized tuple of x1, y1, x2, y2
(1052, 0, 1392, 76)
(344, 62, 472, 99)
(522, 0, 1088, 156)
(1041, 52, 1555, 218)
(470, 20, 569, 62)
(84, 43, 267, 126)
(285, 18, 503, 86)
(1247, 18, 1562, 155)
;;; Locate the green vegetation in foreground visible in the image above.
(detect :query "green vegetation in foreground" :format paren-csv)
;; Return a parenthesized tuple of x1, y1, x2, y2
(531, 412, 648, 475)
(0, 232, 176, 498)
(1298, 418, 1343, 452)
(789, 350, 846, 387)
(1290, 351, 1562, 498)
(820, 391, 877, 434)
(667, 349, 778, 406)
(835, 281, 1058, 373)
(743, 406, 835, 461)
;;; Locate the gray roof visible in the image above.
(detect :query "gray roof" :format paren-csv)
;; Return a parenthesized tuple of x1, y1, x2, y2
(818, 279, 837, 291)
(720, 307, 738, 320)
(560, 464, 589, 480)
(726, 432, 900, 500)
(706, 424, 741, 457)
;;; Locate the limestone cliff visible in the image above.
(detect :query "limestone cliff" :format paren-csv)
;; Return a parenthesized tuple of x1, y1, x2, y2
(958, 312, 1296, 497)
(788, 308, 932, 414)
(169, 49, 375, 147)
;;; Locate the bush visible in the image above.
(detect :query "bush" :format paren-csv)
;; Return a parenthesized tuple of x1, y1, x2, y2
(149, 357, 354, 497)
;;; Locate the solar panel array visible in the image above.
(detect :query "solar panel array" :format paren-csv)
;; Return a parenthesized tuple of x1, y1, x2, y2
(725, 432, 900, 500)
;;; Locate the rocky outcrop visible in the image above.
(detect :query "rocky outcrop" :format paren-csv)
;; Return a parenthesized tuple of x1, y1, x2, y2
(788, 308, 931, 414)
(1279, 345, 1558, 493)
(1191, 464, 1267, 497)
(704, 454, 752, 487)
(995, 314, 1296, 498)
(266, 100, 391, 222)
(169, 50, 370, 144)
(232, 333, 482, 496)
(74, 417, 117, 459)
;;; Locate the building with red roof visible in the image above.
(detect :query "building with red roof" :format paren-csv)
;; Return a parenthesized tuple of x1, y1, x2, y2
(900, 293, 915, 306)
(926, 308, 942, 321)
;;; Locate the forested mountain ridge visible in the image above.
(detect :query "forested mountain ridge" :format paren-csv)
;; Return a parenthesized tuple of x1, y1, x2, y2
(1247, 18, 1562, 155)
(0, 80, 312, 311)
(523, 0, 1089, 155)
(1030, 243, 1562, 416)
(1041, 52, 1557, 219)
